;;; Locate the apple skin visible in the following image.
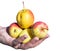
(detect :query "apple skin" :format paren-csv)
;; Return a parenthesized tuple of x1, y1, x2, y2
(33, 21, 48, 38)
(27, 28, 35, 38)
(19, 29, 31, 44)
(9, 23, 22, 38)
(16, 9, 34, 28)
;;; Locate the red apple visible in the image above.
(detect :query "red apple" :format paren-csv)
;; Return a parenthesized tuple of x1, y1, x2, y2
(9, 23, 22, 38)
(33, 21, 48, 38)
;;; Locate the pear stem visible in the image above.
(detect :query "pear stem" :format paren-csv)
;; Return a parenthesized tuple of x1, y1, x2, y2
(22, 1, 25, 9)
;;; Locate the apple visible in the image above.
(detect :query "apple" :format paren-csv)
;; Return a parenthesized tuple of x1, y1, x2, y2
(27, 28, 35, 38)
(33, 21, 48, 38)
(19, 29, 31, 44)
(16, 2, 34, 28)
(16, 9, 34, 28)
(9, 23, 22, 38)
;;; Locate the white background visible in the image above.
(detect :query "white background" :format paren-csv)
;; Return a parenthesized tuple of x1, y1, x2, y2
(0, 0, 60, 51)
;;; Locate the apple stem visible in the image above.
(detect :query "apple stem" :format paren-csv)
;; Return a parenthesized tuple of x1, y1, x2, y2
(22, 1, 25, 9)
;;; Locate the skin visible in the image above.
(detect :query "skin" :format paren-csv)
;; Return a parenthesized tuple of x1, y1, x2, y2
(0, 26, 49, 50)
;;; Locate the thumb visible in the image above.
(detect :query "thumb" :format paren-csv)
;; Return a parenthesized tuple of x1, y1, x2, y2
(12, 35, 27, 49)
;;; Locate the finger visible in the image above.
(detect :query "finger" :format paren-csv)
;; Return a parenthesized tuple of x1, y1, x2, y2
(17, 35, 27, 43)
(30, 34, 49, 48)
(30, 37, 39, 44)
(46, 34, 49, 38)
(19, 44, 30, 50)
(19, 37, 39, 50)
(12, 40, 19, 46)
(14, 44, 21, 49)
(12, 35, 27, 47)
(19, 34, 49, 49)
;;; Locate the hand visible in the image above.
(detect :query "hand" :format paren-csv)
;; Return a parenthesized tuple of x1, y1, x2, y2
(0, 26, 49, 50)
(0, 26, 27, 46)
(15, 34, 49, 50)
(0, 26, 15, 45)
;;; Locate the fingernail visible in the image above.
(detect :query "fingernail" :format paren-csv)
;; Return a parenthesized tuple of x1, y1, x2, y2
(24, 35, 28, 39)
(31, 37, 39, 44)
(34, 37, 39, 42)
(34, 37, 39, 40)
